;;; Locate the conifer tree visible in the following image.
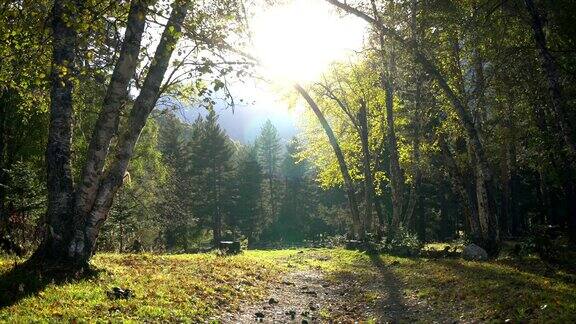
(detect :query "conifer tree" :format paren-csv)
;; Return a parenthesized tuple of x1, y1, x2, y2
(256, 120, 282, 226)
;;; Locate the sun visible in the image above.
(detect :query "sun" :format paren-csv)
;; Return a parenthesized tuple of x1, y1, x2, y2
(250, 0, 366, 83)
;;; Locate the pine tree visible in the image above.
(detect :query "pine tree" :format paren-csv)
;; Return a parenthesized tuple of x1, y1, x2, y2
(187, 110, 235, 245)
(232, 144, 263, 245)
(256, 120, 281, 227)
(271, 138, 324, 242)
(155, 112, 196, 251)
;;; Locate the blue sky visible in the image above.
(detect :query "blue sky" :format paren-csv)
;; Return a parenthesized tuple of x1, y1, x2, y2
(173, 80, 302, 144)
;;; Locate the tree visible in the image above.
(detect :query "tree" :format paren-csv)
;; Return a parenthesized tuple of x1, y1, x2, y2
(296, 84, 364, 239)
(256, 120, 282, 227)
(31, 0, 245, 266)
(274, 138, 319, 242)
(232, 144, 263, 245)
(155, 111, 196, 251)
(326, 0, 501, 255)
(186, 111, 235, 245)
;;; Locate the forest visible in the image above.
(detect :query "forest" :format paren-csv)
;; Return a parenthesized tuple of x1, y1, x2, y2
(0, 0, 575, 322)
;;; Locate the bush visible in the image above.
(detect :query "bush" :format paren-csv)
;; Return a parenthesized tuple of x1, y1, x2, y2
(381, 226, 422, 257)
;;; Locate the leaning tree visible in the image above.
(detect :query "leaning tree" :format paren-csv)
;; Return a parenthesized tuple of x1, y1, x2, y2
(32, 0, 246, 267)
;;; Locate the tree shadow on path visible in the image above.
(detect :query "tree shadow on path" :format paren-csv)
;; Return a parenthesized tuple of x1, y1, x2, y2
(368, 254, 409, 321)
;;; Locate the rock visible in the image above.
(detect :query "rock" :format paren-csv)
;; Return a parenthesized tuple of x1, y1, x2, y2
(462, 243, 488, 261)
(345, 240, 378, 253)
(309, 303, 318, 311)
(107, 287, 135, 300)
(302, 290, 318, 297)
(285, 310, 296, 320)
(268, 297, 279, 305)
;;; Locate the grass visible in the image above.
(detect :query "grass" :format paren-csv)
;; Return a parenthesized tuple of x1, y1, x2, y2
(283, 248, 576, 322)
(0, 251, 292, 322)
(1, 248, 575, 322)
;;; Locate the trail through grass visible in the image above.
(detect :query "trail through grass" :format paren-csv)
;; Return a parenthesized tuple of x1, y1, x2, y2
(0, 249, 574, 322)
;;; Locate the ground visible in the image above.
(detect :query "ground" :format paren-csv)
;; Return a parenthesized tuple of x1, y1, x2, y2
(0, 248, 575, 322)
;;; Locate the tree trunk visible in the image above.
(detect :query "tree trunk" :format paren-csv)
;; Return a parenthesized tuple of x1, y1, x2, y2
(73, 0, 149, 236)
(371, 0, 404, 237)
(69, 0, 189, 262)
(33, 0, 190, 266)
(524, 0, 576, 164)
(213, 163, 222, 245)
(404, 77, 423, 231)
(295, 84, 364, 240)
(34, 0, 78, 264)
(326, 0, 501, 255)
(0, 94, 6, 234)
(358, 101, 374, 234)
(374, 198, 386, 239)
(409, 0, 425, 241)
(501, 94, 519, 236)
(383, 57, 404, 235)
(407, 137, 423, 239)
(438, 134, 481, 240)
(524, 0, 576, 242)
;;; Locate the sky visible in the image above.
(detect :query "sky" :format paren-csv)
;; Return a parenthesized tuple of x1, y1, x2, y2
(176, 0, 367, 144)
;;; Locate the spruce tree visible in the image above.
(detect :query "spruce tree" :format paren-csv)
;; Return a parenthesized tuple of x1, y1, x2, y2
(232, 145, 263, 245)
(186, 111, 235, 245)
(256, 120, 281, 228)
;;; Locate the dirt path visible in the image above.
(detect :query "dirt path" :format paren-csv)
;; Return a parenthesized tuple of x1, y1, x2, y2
(219, 267, 447, 323)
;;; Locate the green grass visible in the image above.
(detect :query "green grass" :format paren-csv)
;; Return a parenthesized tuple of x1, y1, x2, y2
(1, 248, 575, 322)
(0, 251, 292, 322)
(283, 248, 576, 322)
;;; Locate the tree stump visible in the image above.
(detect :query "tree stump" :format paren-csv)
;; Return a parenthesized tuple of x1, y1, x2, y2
(218, 241, 241, 255)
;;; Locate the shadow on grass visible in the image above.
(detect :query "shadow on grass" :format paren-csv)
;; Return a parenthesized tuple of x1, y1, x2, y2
(431, 259, 576, 321)
(495, 258, 576, 284)
(0, 259, 103, 309)
(367, 254, 407, 318)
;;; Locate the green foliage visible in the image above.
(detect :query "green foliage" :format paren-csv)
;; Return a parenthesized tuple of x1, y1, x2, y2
(381, 226, 422, 257)
(232, 144, 263, 242)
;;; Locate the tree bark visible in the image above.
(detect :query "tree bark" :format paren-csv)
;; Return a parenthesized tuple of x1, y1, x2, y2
(0, 93, 6, 234)
(68, 0, 189, 262)
(370, 0, 404, 237)
(73, 0, 150, 242)
(438, 134, 481, 240)
(35, 0, 78, 263)
(524, 0, 576, 242)
(0, 90, 8, 233)
(358, 101, 374, 234)
(382, 54, 404, 235)
(295, 84, 364, 240)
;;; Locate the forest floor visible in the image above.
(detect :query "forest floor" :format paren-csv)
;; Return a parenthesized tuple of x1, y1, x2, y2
(0, 248, 575, 322)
